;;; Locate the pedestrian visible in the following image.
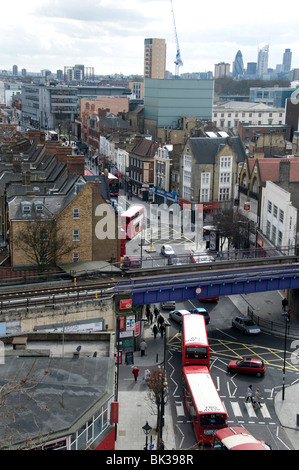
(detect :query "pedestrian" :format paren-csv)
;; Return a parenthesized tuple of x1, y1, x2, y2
(287, 309, 291, 322)
(160, 322, 165, 338)
(253, 388, 263, 408)
(132, 366, 140, 382)
(154, 306, 159, 320)
(149, 311, 153, 325)
(140, 340, 147, 356)
(282, 297, 288, 313)
(153, 324, 158, 339)
(246, 385, 254, 403)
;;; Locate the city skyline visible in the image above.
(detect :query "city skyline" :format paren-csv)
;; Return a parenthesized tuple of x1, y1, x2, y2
(1, 0, 299, 77)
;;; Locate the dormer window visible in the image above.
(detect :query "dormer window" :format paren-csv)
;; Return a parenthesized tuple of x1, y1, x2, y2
(33, 201, 44, 215)
(21, 201, 31, 216)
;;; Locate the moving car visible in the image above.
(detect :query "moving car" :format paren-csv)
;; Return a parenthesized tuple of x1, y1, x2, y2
(189, 307, 210, 325)
(121, 256, 141, 269)
(212, 426, 271, 450)
(227, 357, 265, 377)
(232, 316, 261, 335)
(161, 245, 175, 257)
(161, 300, 176, 310)
(169, 309, 190, 324)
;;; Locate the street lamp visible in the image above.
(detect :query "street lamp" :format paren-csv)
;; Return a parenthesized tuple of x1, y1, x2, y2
(282, 313, 288, 400)
(142, 421, 152, 450)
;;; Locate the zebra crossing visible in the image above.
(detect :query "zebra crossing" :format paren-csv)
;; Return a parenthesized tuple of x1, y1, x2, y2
(175, 398, 275, 425)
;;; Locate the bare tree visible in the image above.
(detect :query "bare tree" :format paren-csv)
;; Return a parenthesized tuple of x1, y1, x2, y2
(146, 368, 168, 448)
(15, 217, 76, 272)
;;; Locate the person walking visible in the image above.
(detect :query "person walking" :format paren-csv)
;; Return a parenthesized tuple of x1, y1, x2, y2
(287, 309, 291, 322)
(282, 297, 288, 313)
(160, 322, 165, 339)
(254, 388, 263, 408)
(153, 324, 158, 339)
(140, 340, 147, 356)
(246, 385, 254, 403)
(154, 306, 159, 320)
(132, 366, 140, 382)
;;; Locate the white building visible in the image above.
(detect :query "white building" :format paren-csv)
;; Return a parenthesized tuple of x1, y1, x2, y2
(260, 181, 297, 253)
(213, 101, 285, 131)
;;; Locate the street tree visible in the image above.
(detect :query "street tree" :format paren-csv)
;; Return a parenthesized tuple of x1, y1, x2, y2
(145, 368, 168, 448)
(15, 217, 76, 273)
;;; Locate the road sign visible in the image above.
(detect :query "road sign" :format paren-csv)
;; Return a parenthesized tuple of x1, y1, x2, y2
(195, 287, 202, 295)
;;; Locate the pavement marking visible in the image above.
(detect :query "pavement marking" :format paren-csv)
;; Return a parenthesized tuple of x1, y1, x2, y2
(245, 402, 257, 418)
(231, 401, 243, 417)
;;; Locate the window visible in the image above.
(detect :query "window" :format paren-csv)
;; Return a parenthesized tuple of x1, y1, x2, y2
(73, 252, 79, 262)
(278, 231, 283, 247)
(273, 205, 278, 218)
(220, 172, 231, 184)
(279, 209, 284, 224)
(73, 230, 79, 241)
(219, 187, 230, 201)
(266, 220, 271, 238)
(73, 208, 79, 219)
(271, 225, 277, 244)
(268, 201, 272, 214)
(220, 156, 232, 169)
(200, 188, 209, 202)
(201, 172, 210, 186)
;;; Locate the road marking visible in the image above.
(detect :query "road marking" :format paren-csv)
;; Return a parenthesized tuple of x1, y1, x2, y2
(175, 401, 185, 417)
(260, 404, 271, 419)
(245, 402, 257, 418)
(231, 401, 243, 417)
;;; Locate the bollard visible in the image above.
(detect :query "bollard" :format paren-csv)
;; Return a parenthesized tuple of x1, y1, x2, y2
(156, 353, 158, 363)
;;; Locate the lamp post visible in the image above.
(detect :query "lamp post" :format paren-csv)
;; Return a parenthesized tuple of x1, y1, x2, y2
(142, 421, 152, 450)
(282, 313, 288, 400)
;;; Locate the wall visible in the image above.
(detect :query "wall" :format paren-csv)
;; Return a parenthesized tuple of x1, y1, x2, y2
(0, 297, 115, 333)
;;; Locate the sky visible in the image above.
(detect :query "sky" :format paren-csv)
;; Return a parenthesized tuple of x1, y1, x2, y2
(1, 0, 299, 77)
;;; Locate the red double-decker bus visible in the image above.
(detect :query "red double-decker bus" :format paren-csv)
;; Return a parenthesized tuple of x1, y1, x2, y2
(120, 205, 144, 239)
(182, 365, 227, 444)
(181, 313, 210, 368)
(108, 173, 119, 197)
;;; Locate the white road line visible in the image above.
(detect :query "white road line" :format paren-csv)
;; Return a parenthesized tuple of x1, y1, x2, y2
(245, 402, 257, 418)
(175, 401, 185, 417)
(260, 404, 271, 419)
(231, 401, 243, 417)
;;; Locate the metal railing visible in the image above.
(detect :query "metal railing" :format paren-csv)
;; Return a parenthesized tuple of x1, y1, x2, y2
(248, 307, 299, 339)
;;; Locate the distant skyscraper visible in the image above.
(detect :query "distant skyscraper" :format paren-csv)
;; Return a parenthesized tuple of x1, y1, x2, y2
(214, 62, 230, 79)
(144, 38, 166, 79)
(246, 62, 257, 76)
(12, 65, 18, 76)
(232, 50, 244, 79)
(283, 48, 292, 72)
(257, 44, 269, 77)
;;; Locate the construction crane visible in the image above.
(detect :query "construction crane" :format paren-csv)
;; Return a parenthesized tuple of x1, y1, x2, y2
(170, 0, 183, 78)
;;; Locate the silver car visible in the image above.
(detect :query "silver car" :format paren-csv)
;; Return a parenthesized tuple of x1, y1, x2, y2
(232, 316, 261, 335)
(161, 245, 175, 257)
(169, 309, 190, 324)
(161, 301, 176, 310)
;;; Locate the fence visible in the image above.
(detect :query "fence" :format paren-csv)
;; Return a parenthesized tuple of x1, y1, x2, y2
(248, 307, 299, 339)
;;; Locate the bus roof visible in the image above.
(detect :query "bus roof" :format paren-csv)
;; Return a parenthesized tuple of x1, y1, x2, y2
(183, 366, 226, 415)
(214, 427, 269, 450)
(120, 205, 144, 218)
(183, 314, 208, 346)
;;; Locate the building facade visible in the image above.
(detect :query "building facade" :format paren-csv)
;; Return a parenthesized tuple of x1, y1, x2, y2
(144, 38, 166, 79)
(144, 78, 214, 137)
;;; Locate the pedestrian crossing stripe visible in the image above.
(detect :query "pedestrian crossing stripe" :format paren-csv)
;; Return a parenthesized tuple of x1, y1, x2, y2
(225, 401, 273, 421)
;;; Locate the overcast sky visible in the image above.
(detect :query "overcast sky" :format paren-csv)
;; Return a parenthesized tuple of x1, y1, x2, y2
(1, 0, 299, 76)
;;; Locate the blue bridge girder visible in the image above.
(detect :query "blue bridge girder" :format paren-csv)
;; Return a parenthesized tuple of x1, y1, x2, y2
(114, 261, 299, 306)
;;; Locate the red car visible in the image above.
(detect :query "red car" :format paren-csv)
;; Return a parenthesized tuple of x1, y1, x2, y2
(227, 357, 265, 377)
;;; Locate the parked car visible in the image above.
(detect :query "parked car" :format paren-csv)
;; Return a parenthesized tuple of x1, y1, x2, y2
(232, 316, 261, 335)
(227, 357, 265, 377)
(161, 245, 175, 257)
(160, 300, 176, 310)
(121, 256, 141, 269)
(169, 309, 190, 324)
(189, 307, 210, 325)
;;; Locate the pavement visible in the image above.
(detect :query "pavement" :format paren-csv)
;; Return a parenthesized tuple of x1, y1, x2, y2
(115, 290, 299, 451)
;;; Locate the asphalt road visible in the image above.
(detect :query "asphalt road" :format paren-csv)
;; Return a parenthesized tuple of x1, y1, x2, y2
(164, 296, 299, 451)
